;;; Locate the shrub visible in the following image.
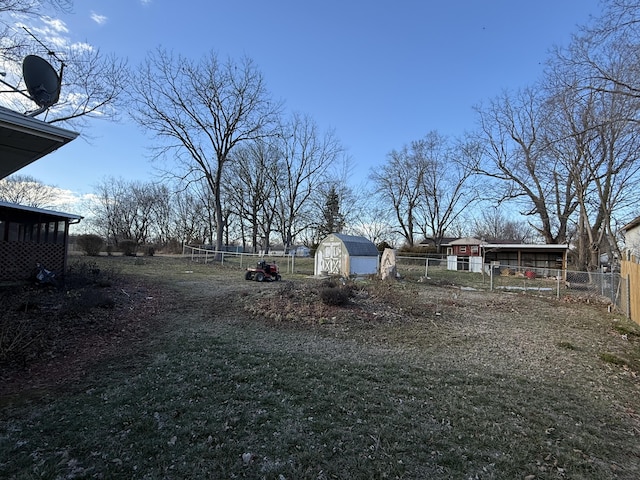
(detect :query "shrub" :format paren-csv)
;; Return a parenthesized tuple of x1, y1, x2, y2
(376, 241, 394, 252)
(119, 240, 138, 256)
(76, 234, 104, 256)
(319, 286, 350, 306)
(65, 260, 113, 289)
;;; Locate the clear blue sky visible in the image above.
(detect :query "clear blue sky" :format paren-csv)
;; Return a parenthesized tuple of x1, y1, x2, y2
(18, 0, 602, 199)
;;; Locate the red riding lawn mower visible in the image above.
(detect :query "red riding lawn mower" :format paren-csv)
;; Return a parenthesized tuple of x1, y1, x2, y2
(245, 260, 282, 282)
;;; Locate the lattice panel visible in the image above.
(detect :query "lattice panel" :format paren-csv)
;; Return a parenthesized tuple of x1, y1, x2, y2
(0, 241, 65, 281)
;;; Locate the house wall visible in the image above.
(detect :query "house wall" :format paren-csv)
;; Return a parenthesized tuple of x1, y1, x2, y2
(449, 244, 480, 256)
(0, 213, 71, 281)
(0, 241, 67, 281)
(625, 226, 640, 255)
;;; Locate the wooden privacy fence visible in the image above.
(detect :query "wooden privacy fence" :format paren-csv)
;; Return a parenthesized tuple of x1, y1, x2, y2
(621, 258, 640, 325)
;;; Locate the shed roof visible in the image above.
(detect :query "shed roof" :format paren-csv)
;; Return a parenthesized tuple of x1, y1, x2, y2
(331, 233, 379, 256)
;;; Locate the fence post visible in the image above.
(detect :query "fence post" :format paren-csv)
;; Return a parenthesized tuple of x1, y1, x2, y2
(556, 270, 560, 299)
(627, 275, 631, 319)
(611, 270, 614, 304)
(490, 264, 494, 291)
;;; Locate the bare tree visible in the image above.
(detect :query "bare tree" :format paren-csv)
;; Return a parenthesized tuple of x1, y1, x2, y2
(415, 131, 480, 252)
(129, 49, 281, 253)
(559, 0, 640, 102)
(474, 87, 578, 244)
(0, 1, 128, 127)
(172, 184, 214, 246)
(91, 177, 167, 246)
(472, 207, 535, 243)
(272, 113, 343, 250)
(348, 200, 396, 246)
(223, 140, 280, 252)
(541, 5, 640, 268)
(370, 143, 424, 247)
(0, 174, 60, 207)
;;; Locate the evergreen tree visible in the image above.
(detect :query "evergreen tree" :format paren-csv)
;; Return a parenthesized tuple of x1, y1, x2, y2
(318, 185, 345, 239)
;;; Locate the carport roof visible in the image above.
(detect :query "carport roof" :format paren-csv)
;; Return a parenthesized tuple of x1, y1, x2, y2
(0, 106, 78, 180)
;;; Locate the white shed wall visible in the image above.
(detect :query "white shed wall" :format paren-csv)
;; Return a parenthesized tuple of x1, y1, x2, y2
(350, 256, 378, 275)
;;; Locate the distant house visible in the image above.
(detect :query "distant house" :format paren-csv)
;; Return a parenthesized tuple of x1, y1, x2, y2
(314, 233, 379, 276)
(0, 201, 82, 281)
(445, 237, 483, 257)
(419, 236, 458, 252)
(622, 216, 640, 260)
(438, 237, 569, 275)
(443, 237, 484, 272)
(292, 245, 311, 257)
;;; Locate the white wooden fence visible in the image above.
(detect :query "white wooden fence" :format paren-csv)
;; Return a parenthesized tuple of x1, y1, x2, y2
(181, 245, 300, 274)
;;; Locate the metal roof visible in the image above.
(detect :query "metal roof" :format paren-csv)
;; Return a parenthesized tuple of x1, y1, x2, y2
(331, 233, 379, 257)
(0, 106, 78, 179)
(482, 243, 569, 250)
(0, 200, 82, 221)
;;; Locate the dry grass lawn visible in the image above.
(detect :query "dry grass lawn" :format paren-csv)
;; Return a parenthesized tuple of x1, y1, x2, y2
(1, 255, 639, 479)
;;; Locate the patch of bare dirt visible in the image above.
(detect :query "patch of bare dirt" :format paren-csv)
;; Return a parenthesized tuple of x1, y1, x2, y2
(0, 276, 167, 398)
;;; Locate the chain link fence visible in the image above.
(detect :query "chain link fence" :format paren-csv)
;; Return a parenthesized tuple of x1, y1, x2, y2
(181, 248, 630, 317)
(396, 255, 630, 318)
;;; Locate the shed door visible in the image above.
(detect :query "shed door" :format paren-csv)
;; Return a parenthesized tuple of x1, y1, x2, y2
(321, 242, 341, 274)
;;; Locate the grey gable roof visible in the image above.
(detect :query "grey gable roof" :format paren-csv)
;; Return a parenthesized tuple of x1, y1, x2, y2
(333, 234, 379, 257)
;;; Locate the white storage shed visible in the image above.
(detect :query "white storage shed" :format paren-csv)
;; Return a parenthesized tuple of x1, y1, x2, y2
(314, 233, 379, 276)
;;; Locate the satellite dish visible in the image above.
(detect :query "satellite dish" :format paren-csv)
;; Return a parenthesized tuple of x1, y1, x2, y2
(22, 55, 61, 108)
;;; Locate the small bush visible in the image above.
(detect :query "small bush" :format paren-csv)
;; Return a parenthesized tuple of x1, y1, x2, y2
(319, 286, 350, 306)
(61, 289, 115, 316)
(77, 234, 104, 256)
(119, 240, 138, 256)
(320, 279, 338, 288)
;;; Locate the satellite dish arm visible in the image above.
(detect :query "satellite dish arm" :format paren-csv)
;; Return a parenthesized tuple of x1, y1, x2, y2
(54, 62, 64, 104)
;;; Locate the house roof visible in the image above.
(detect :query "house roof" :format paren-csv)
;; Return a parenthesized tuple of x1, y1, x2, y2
(419, 236, 458, 246)
(0, 106, 78, 179)
(330, 233, 379, 257)
(0, 200, 82, 221)
(448, 236, 484, 246)
(622, 216, 640, 233)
